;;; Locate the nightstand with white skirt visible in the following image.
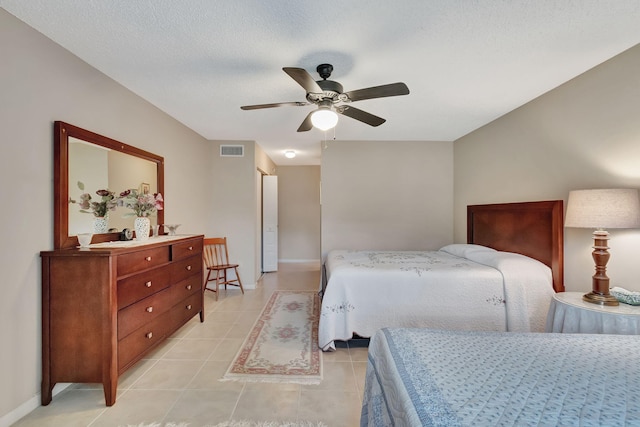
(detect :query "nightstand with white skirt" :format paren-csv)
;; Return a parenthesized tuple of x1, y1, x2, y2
(546, 291, 640, 334)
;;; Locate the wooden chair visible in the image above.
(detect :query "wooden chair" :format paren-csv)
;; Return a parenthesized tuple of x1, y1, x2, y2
(203, 237, 244, 300)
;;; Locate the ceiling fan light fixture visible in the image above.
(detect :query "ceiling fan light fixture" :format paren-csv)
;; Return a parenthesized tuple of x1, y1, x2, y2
(284, 150, 296, 158)
(311, 108, 338, 131)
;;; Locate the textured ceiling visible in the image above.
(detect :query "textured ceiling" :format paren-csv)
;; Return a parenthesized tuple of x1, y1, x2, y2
(2, 1, 640, 165)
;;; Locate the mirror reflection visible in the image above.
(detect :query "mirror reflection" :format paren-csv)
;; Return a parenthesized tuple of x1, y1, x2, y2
(54, 121, 164, 249)
(68, 137, 159, 235)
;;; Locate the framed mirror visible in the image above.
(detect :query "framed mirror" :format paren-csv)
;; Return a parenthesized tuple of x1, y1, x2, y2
(54, 121, 164, 249)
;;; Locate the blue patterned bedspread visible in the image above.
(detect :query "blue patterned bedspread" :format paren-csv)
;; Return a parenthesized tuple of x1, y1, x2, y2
(361, 328, 640, 426)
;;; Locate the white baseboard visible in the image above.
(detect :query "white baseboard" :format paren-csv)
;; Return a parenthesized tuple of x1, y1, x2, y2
(278, 259, 321, 263)
(0, 383, 70, 427)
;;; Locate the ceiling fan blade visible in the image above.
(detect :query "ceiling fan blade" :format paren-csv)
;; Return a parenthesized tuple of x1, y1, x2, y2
(240, 101, 308, 110)
(297, 111, 313, 132)
(344, 82, 409, 102)
(283, 67, 323, 93)
(336, 106, 386, 127)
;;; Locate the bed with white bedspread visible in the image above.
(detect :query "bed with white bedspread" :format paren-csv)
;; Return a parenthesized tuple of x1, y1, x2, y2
(361, 327, 640, 426)
(319, 200, 565, 351)
(319, 245, 555, 350)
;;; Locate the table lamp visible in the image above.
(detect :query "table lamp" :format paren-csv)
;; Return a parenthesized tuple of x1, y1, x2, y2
(564, 189, 640, 306)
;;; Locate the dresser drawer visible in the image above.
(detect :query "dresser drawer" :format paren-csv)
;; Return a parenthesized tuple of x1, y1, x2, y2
(172, 254, 202, 283)
(172, 238, 202, 261)
(170, 292, 202, 331)
(170, 274, 201, 305)
(117, 246, 170, 277)
(117, 264, 172, 310)
(118, 312, 171, 372)
(118, 287, 173, 339)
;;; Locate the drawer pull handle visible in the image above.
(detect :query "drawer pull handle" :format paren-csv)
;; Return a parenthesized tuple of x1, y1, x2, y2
(186, 265, 192, 271)
(186, 285, 192, 290)
(186, 304, 192, 310)
(146, 306, 153, 313)
(145, 332, 153, 339)
(145, 281, 152, 288)
(188, 246, 193, 251)
(145, 256, 152, 262)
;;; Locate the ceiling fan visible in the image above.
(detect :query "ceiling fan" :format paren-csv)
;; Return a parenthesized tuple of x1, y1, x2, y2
(240, 64, 410, 132)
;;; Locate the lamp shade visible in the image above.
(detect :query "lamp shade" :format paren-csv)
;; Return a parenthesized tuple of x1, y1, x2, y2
(310, 108, 338, 131)
(565, 189, 640, 229)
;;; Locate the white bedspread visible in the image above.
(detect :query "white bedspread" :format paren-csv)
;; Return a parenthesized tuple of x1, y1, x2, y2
(362, 328, 640, 426)
(319, 245, 554, 350)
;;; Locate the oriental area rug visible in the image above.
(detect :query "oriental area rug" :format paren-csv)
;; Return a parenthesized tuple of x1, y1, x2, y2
(222, 290, 322, 384)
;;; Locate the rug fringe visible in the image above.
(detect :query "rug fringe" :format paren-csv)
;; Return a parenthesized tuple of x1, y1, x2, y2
(219, 377, 321, 385)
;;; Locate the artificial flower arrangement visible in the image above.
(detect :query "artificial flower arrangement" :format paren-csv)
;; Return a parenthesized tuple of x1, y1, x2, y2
(118, 189, 164, 217)
(72, 181, 118, 218)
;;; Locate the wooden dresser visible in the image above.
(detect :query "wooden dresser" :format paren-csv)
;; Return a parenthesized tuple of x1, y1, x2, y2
(40, 235, 204, 406)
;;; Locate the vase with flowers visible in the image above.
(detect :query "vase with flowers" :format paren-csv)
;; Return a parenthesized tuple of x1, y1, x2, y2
(72, 182, 118, 233)
(118, 189, 164, 241)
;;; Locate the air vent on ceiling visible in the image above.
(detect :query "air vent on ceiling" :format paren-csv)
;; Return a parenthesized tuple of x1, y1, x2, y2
(220, 145, 244, 157)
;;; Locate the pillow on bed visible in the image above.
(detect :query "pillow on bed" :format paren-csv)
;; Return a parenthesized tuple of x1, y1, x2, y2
(439, 243, 497, 259)
(466, 250, 550, 274)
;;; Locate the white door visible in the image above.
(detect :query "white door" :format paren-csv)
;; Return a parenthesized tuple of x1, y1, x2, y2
(262, 175, 278, 272)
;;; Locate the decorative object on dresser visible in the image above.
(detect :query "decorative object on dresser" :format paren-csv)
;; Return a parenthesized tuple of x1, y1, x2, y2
(163, 224, 181, 236)
(118, 188, 164, 241)
(134, 216, 151, 241)
(77, 233, 93, 248)
(203, 237, 244, 300)
(41, 235, 205, 406)
(564, 189, 640, 306)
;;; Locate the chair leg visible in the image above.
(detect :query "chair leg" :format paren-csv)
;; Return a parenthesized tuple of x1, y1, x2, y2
(214, 270, 221, 301)
(235, 267, 244, 294)
(206, 268, 244, 299)
(204, 269, 213, 295)
(203, 269, 211, 291)
(204, 269, 220, 301)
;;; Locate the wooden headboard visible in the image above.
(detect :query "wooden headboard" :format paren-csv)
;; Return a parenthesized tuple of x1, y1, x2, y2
(467, 200, 564, 293)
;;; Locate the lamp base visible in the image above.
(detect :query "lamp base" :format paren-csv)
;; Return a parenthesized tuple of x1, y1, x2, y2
(583, 291, 619, 306)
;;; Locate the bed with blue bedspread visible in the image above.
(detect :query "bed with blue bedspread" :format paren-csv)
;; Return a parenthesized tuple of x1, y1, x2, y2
(361, 328, 640, 426)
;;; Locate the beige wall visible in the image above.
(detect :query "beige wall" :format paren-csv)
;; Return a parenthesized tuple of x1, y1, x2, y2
(0, 10, 214, 424)
(210, 141, 276, 286)
(321, 140, 454, 256)
(454, 43, 640, 292)
(277, 166, 321, 262)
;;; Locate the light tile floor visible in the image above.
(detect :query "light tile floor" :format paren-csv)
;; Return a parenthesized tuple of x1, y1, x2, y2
(13, 262, 366, 427)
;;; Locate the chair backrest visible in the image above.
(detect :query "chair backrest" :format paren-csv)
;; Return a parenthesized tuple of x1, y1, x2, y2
(203, 237, 232, 268)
